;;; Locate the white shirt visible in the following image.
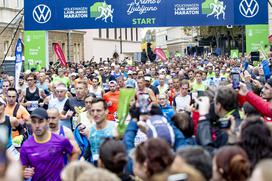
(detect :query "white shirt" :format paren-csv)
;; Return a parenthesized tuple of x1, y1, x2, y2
(174, 94, 191, 112)
(48, 97, 68, 112)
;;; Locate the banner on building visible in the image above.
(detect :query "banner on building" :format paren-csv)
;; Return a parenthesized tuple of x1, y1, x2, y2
(230, 49, 239, 58)
(53, 43, 67, 67)
(154, 48, 167, 61)
(24, 31, 47, 71)
(246, 25, 269, 54)
(269, 34, 272, 42)
(15, 39, 23, 89)
(25, 0, 268, 30)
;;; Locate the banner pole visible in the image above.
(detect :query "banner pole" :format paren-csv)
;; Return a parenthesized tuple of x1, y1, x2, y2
(268, 0, 272, 8)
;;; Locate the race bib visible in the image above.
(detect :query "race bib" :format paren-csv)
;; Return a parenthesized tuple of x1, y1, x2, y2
(27, 101, 39, 111)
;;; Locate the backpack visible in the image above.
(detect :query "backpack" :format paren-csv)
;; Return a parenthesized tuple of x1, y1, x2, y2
(146, 115, 175, 147)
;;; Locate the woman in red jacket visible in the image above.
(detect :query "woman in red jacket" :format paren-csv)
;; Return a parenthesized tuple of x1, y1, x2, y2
(239, 80, 272, 122)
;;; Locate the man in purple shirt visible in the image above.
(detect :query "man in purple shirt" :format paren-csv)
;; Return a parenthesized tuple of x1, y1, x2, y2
(20, 108, 79, 181)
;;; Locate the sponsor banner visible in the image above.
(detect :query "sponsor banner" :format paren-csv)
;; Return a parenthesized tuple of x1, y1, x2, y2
(15, 39, 23, 89)
(230, 49, 239, 58)
(154, 48, 167, 61)
(246, 25, 269, 54)
(269, 34, 272, 42)
(53, 43, 67, 67)
(117, 88, 136, 136)
(24, 31, 47, 71)
(24, 0, 268, 30)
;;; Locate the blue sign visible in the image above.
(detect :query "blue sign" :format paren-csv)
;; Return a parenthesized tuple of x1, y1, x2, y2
(15, 38, 23, 63)
(24, 0, 268, 30)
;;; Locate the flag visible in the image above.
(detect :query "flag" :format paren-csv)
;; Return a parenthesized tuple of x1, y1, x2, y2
(154, 48, 167, 61)
(117, 88, 136, 136)
(269, 34, 272, 42)
(15, 38, 23, 89)
(53, 43, 67, 67)
(262, 59, 270, 80)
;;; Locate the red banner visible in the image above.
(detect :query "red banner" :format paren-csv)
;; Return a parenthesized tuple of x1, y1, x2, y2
(53, 43, 67, 67)
(269, 34, 272, 42)
(154, 48, 167, 61)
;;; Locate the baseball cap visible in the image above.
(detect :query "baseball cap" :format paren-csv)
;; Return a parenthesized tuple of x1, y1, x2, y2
(207, 63, 213, 67)
(128, 70, 133, 75)
(31, 108, 48, 120)
(144, 75, 152, 82)
(126, 79, 135, 88)
(70, 72, 77, 77)
(109, 80, 117, 85)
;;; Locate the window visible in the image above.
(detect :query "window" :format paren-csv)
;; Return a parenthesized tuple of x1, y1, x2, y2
(106, 29, 109, 39)
(136, 28, 138, 41)
(4, 41, 9, 54)
(131, 28, 134, 41)
(125, 28, 128, 40)
(62, 43, 66, 57)
(3, 0, 8, 7)
(99, 29, 102, 38)
(114, 28, 117, 39)
(17, 0, 20, 8)
(77, 44, 81, 61)
(73, 43, 77, 62)
(119, 28, 122, 40)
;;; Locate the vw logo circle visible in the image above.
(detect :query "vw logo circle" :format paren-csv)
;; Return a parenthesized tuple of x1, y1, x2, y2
(239, 0, 259, 18)
(33, 4, 51, 24)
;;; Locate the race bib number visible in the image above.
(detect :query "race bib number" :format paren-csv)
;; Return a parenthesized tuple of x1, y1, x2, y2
(27, 101, 39, 111)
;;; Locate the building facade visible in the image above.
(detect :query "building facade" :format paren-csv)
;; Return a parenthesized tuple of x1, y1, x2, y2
(48, 31, 85, 64)
(0, 0, 23, 62)
(0, 0, 85, 68)
(84, 28, 141, 62)
(155, 27, 198, 57)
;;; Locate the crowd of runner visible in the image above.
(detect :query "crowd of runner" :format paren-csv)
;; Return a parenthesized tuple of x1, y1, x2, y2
(1, 54, 272, 181)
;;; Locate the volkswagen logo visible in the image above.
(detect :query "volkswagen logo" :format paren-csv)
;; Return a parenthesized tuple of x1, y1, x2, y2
(239, 0, 259, 18)
(33, 4, 51, 24)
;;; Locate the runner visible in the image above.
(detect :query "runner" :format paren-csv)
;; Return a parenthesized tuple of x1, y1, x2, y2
(89, 98, 117, 164)
(20, 108, 79, 181)
(103, 81, 120, 121)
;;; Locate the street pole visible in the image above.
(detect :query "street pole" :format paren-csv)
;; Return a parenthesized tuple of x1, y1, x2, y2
(268, 0, 272, 8)
(67, 31, 71, 63)
(119, 28, 123, 54)
(242, 26, 245, 56)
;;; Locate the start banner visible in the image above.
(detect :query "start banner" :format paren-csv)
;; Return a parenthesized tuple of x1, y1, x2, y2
(24, 0, 268, 31)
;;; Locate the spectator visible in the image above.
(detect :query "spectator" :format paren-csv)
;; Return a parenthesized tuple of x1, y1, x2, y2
(133, 138, 174, 181)
(61, 161, 94, 181)
(176, 146, 212, 180)
(211, 145, 251, 181)
(239, 117, 272, 168)
(99, 138, 133, 181)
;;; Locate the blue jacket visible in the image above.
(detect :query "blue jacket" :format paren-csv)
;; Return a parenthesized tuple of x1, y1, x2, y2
(160, 104, 175, 123)
(123, 118, 189, 152)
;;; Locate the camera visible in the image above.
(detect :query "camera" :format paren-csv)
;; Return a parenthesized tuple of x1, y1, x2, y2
(218, 117, 231, 129)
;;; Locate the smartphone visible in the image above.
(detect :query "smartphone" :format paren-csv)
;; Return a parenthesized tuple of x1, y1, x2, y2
(218, 118, 231, 129)
(231, 73, 240, 89)
(168, 173, 187, 181)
